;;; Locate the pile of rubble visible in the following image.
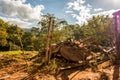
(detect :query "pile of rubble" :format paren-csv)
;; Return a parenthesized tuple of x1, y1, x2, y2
(51, 38, 115, 65)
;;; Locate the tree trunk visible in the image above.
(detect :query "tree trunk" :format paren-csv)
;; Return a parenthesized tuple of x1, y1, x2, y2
(45, 16, 53, 64)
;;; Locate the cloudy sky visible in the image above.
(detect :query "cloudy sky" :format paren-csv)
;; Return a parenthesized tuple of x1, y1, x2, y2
(0, 0, 120, 28)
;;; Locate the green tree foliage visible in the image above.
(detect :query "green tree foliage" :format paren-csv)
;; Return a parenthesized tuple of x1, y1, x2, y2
(7, 25, 24, 50)
(80, 15, 113, 46)
(31, 27, 39, 35)
(0, 19, 8, 46)
(0, 15, 113, 51)
(22, 32, 33, 50)
(38, 14, 68, 43)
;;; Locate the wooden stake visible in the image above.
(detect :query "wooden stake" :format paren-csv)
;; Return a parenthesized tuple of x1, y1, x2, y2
(45, 16, 53, 64)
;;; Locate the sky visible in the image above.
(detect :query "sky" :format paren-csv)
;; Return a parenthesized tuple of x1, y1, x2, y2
(0, 0, 120, 28)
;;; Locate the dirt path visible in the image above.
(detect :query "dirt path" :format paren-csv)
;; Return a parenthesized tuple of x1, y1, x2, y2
(0, 52, 120, 80)
(0, 60, 28, 80)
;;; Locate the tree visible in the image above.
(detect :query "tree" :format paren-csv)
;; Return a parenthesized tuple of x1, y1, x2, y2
(80, 15, 113, 46)
(31, 27, 39, 36)
(0, 30, 8, 46)
(0, 19, 8, 46)
(38, 14, 68, 64)
(22, 32, 33, 50)
(7, 25, 24, 50)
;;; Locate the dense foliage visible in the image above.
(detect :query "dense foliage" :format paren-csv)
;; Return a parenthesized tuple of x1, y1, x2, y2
(0, 15, 113, 51)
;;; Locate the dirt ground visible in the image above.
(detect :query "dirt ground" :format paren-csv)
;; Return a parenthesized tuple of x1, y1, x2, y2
(0, 52, 120, 80)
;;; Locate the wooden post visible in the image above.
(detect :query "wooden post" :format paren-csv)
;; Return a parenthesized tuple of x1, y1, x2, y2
(45, 16, 54, 64)
(113, 11, 120, 64)
(113, 11, 120, 80)
(48, 19, 54, 63)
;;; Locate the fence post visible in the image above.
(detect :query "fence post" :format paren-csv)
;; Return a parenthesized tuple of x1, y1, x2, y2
(113, 10, 120, 64)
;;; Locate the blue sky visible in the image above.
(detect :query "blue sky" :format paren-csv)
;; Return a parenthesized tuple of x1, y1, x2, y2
(0, 0, 120, 28)
(26, 0, 76, 24)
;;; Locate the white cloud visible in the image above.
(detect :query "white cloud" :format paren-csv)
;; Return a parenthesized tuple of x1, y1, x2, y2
(92, 10, 118, 17)
(0, 0, 44, 28)
(96, 0, 120, 9)
(0, 16, 34, 28)
(67, 0, 86, 11)
(66, 0, 120, 25)
(65, 11, 73, 14)
(94, 8, 103, 12)
(20, 0, 26, 3)
(67, 0, 92, 25)
(0, 0, 44, 20)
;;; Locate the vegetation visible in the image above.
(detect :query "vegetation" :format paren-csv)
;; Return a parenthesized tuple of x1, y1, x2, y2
(0, 15, 113, 51)
(0, 15, 117, 80)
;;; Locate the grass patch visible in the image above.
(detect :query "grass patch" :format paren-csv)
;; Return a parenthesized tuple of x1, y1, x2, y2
(0, 51, 37, 55)
(0, 51, 38, 60)
(0, 51, 22, 55)
(0, 51, 38, 68)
